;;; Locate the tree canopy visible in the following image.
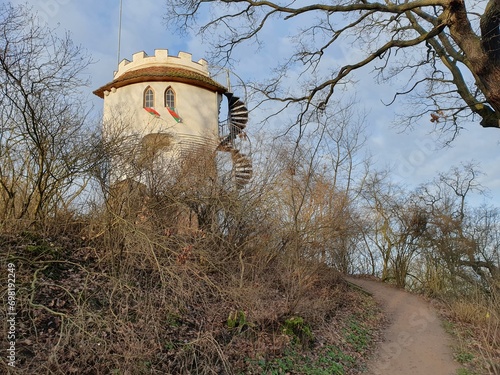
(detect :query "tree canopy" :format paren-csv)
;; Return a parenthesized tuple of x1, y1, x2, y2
(166, 0, 500, 136)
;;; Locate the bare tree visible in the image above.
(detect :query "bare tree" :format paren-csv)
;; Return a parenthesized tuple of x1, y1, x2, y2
(0, 3, 96, 228)
(255, 104, 368, 275)
(360, 172, 427, 287)
(166, 0, 500, 136)
(418, 162, 499, 293)
(467, 205, 500, 293)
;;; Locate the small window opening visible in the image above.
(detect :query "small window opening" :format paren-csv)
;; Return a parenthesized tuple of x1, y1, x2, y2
(165, 88, 175, 109)
(144, 87, 154, 108)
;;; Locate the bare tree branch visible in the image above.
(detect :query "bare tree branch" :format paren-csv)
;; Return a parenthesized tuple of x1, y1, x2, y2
(166, 0, 500, 135)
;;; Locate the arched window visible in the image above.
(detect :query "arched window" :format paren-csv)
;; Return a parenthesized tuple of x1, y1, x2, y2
(165, 87, 175, 109)
(144, 87, 155, 108)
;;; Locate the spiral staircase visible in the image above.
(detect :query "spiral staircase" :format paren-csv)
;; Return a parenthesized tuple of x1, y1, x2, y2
(218, 92, 253, 187)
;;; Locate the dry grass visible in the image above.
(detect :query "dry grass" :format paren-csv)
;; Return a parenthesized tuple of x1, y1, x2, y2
(0, 174, 384, 375)
(439, 290, 500, 375)
(0, 140, 388, 374)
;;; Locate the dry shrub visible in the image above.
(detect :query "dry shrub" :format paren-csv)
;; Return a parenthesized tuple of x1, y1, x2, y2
(1, 230, 360, 374)
(445, 289, 500, 375)
(0, 139, 373, 375)
(451, 299, 491, 325)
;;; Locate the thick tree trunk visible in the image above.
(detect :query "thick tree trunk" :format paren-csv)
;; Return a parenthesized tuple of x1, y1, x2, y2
(445, 0, 500, 127)
(481, 0, 500, 63)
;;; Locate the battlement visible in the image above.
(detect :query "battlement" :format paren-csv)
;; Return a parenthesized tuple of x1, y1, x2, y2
(114, 49, 209, 79)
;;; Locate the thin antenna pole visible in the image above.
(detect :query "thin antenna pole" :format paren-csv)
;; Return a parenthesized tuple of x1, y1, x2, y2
(117, 0, 123, 67)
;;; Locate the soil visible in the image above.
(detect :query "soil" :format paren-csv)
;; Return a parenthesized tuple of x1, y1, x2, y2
(346, 277, 460, 375)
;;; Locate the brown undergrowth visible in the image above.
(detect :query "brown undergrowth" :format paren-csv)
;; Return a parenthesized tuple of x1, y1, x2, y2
(436, 291, 499, 375)
(0, 219, 382, 374)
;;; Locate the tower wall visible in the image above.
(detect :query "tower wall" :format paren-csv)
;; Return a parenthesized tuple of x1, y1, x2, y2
(103, 80, 220, 140)
(95, 50, 226, 183)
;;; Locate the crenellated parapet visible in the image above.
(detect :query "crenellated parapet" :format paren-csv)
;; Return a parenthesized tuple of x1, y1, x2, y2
(93, 49, 225, 99)
(114, 49, 209, 79)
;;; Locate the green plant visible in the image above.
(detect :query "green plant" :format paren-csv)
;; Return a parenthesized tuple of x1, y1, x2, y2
(165, 312, 181, 327)
(282, 316, 314, 345)
(456, 368, 476, 375)
(442, 319, 455, 335)
(321, 346, 355, 366)
(247, 345, 355, 375)
(454, 350, 474, 364)
(227, 310, 250, 332)
(344, 319, 370, 351)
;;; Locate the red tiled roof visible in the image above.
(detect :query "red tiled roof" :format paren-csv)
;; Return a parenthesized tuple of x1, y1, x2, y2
(93, 66, 227, 98)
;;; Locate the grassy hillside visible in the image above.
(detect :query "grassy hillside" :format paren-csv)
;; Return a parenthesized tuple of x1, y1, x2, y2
(1, 228, 383, 374)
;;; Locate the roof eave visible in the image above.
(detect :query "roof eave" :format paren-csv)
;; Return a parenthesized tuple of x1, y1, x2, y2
(93, 73, 227, 98)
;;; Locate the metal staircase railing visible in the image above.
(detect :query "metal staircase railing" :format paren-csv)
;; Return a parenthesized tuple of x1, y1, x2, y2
(218, 92, 253, 186)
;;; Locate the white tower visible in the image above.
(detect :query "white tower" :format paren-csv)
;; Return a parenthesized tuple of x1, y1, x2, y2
(93, 49, 252, 188)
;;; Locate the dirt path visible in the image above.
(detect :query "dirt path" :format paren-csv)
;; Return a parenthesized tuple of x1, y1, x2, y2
(346, 277, 459, 375)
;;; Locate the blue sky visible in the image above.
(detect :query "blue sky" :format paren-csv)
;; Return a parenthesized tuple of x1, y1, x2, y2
(12, 0, 500, 206)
